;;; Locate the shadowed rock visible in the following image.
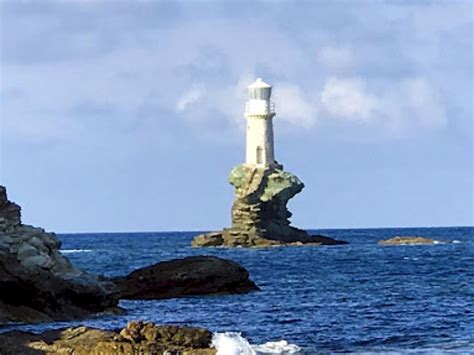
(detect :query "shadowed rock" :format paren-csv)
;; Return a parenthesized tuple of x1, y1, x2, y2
(192, 165, 348, 248)
(0, 320, 216, 354)
(0, 186, 120, 324)
(113, 256, 258, 299)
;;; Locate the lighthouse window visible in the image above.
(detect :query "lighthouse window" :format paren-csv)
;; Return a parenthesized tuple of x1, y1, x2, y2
(256, 146, 263, 164)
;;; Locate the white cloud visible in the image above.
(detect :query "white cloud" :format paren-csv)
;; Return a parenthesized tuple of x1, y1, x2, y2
(0, 2, 460, 146)
(272, 83, 318, 128)
(176, 86, 202, 112)
(320, 77, 377, 122)
(320, 76, 447, 132)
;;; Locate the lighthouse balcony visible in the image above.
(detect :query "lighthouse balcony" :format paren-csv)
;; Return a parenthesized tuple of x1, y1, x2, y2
(245, 100, 275, 117)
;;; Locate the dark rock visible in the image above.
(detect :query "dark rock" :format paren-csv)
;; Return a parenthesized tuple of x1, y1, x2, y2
(192, 165, 348, 248)
(0, 320, 216, 354)
(113, 256, 259, 299)
(0, 186, 21, 228)
(378, 236, 440, 245)
(0, 185, 120, 324)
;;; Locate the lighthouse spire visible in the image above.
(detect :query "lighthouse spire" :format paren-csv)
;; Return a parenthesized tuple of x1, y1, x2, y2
(244, 78, 276, 167)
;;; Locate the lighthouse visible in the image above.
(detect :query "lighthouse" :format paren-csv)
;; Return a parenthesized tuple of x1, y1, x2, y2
(192, 77, 347, 248)
(244, 78, 277, 167)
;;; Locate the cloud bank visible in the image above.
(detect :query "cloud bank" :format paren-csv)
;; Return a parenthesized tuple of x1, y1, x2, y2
(1, 1, 470, 144)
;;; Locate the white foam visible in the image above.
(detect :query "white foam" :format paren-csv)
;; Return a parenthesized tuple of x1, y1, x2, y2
(212, 332, 255, 355)
(253, 340, 303, 354)
(212, 332, 303, 355)
(60, 249, 93, 254)
(452, 240, 461, 244)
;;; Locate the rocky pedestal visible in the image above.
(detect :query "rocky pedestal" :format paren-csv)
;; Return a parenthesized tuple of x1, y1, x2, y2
(192, 165, 347, 247)
(0, 186, 119, 324)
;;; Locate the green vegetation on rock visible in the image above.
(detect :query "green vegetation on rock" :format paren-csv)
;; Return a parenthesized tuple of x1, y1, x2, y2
(261, 169, 304, 202)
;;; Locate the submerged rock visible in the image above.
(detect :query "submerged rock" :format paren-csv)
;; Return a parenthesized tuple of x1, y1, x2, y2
(378, 236, 439, 245)
(0, 320, 216, 355)
(0, 186, 119, 324)
(192, 165, 347, 248)
(113, 256, 258, 299)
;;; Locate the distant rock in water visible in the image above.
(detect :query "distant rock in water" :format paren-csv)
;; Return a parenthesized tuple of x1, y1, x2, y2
(0, 186, 119, 324)
(192, 164, 348, 248)
(0, 320, 215, 355)
(113, 255, 258, 299)
(378, 236, 440, 245)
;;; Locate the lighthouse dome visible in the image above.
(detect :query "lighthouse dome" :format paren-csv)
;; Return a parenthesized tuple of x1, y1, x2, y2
(248, 78, 272, 101)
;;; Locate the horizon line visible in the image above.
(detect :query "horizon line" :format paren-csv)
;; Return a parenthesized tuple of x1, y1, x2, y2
(55, 224, 474, 235)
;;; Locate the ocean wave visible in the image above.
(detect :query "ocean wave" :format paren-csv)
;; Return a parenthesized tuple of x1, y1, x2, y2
(60, 249, 93, 254)
(212, 332, 303, 354)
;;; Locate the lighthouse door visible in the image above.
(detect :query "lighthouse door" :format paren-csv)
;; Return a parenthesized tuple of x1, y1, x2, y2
(256, 146, 263, 164)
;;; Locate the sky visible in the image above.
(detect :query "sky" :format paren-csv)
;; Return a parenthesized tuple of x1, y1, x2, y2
(0, 0, 473, 233)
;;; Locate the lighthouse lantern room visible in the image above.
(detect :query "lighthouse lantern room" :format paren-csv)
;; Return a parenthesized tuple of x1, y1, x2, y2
(244, 78, 277, 167)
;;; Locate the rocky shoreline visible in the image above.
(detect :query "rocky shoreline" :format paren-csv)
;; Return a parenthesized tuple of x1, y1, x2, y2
(0, 320, 216, 355)
(0, 185, 261, 354)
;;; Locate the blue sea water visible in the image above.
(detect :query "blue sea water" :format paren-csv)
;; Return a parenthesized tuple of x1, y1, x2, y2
(2, 227, 474, 354)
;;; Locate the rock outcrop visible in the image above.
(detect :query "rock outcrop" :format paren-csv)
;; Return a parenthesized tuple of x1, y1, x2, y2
(0, 320, 215, 355)
(378, 236, 440, 245)
(0, 186, 119, 324)
(113, 256, 258, 299)
(192, 165, 347, 247)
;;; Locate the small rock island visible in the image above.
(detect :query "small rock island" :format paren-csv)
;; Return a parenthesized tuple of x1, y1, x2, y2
(193, 78, 347, 248)
(378, 236, 440, 245)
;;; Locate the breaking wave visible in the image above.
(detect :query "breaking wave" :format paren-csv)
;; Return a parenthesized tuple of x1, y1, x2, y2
(212, 332, 303, 354)
(60, 249, 93, 254)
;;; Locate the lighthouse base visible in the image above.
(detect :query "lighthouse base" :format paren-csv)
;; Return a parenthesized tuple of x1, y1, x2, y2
(192, 165, 347, 248)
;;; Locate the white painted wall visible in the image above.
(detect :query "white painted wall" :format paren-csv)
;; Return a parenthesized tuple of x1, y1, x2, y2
(245, 116, 275, 166)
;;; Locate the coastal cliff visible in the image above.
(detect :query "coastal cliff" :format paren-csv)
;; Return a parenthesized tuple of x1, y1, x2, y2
(0, 186, 119, 323)
(193, 165, 347, 247)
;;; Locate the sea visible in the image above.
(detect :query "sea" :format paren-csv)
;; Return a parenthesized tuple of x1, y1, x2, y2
(2, 227, 473, 354)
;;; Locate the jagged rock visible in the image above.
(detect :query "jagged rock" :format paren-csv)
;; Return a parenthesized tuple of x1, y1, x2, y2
(192, 165, 348, 247)
(0, 186, 21, 229)
(0, 320, 216, 354)
(378, 236, 440, 245)
(0, 186, 120, 324)
(113, 256, 258, 299)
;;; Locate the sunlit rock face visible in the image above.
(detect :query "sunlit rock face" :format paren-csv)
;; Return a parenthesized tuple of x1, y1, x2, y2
(0, 321, 216, 355)
(0, 186, 119, 324)
(229, 164, 305, 239)
(192, 165, 348, 248)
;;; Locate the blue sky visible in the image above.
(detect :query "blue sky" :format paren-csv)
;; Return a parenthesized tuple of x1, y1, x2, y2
(0, 1, 472, 233)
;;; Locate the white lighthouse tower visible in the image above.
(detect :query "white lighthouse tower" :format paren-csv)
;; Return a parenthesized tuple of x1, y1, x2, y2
(244, 78, 277, 167)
